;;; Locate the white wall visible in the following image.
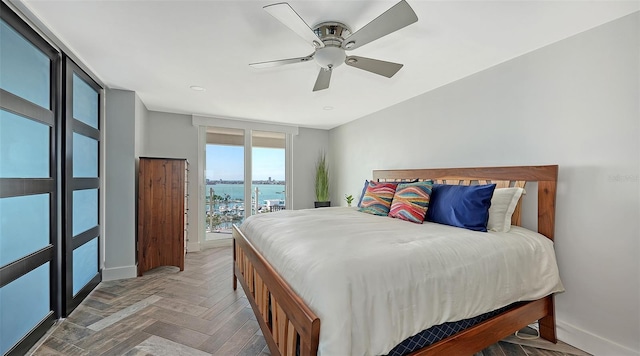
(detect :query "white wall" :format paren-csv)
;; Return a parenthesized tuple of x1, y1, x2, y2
(292, 127, 330, 209)
(103, 89, 145, 280)
(329, 13, 639, 356)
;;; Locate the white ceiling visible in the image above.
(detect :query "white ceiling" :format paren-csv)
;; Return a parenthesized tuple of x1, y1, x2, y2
(18, 0, 639, 129)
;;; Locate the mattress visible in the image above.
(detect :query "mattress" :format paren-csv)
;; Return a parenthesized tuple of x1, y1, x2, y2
(239, 207, 564, 356)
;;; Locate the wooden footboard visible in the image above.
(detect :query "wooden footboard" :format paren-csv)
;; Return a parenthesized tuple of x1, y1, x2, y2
(233, 225, 320, 356)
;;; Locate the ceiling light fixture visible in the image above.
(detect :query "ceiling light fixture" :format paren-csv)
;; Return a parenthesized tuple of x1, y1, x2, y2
(190, 85, 206, 91)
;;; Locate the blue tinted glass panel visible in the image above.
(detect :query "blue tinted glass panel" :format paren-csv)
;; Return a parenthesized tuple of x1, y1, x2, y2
(72, 237, 97, 295)
(0, 194, 49, 267)
(0, 109, 49, 178)
(73, 74, 98, 129)
(73, 133, 98, 178)
(0, 262, 50, 355)
(73, 189, 98, 236)
(0, 19, 50, 109)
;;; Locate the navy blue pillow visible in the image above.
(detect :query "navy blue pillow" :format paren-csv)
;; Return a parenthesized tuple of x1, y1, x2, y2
(425, 184, 496, 232)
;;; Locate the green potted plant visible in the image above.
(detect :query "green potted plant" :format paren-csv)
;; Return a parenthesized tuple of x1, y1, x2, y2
(345, 194, 354, 207)
(314, 151, 330, 208)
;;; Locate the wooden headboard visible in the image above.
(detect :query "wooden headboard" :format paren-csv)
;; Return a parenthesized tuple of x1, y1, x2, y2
(372, 165, 558, 241)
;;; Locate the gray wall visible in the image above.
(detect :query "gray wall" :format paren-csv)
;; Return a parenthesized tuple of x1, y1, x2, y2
(103, 89, 145, 280)
(143, 111, 200, 252)
(292, 127, 330, 209)
(329, 13, 639, 355)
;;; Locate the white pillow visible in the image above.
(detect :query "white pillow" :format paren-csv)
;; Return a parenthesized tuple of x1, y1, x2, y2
(487, 187, 525, 232)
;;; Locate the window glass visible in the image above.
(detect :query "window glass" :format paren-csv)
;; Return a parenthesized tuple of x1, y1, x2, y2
(72, 237, 98, 295)
(0, 109, 49, 178)
(72, 73, 98, 129)
(73, 133, 98, 178)
(72, 189, 98, 236)
(0, 262, 50, 355)
(0, 19, 50, 109)
(206, 144, 245, 236)
(252, 131, 286, 216)
(0, 194, 50, 267)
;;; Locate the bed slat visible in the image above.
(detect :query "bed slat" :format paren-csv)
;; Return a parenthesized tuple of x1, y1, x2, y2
(254, 273, 269, 324)
(509, 180, 527, 226)
(286, 320, 297, 356)
(274, 301, 288, 354)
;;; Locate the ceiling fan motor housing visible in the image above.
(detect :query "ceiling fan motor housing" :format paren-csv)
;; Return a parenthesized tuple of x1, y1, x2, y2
(313, 22, 351, 69)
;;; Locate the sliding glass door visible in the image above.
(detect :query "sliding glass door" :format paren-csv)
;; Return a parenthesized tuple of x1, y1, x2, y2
(251, 131, 286, 214)
(205, 127, 245, 238)
(202, 126, 288, 244)
(63, 57, 102, 314)
(0, 4, 103, 353)
(0, 7, 59, 355)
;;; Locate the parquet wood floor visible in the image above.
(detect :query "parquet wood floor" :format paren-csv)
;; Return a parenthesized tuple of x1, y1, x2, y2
(28, 246, 590, 356)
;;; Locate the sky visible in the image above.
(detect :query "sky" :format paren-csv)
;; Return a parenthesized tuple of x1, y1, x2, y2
(205, 144, 285, 181)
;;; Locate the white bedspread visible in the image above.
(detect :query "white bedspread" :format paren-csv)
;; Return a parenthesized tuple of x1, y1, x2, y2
(239, 207, 564, 356)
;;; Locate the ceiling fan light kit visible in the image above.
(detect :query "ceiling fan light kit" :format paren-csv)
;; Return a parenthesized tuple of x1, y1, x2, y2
(250, 0, 418, 91)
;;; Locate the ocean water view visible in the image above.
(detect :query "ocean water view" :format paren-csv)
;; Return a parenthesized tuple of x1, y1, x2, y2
(205, 183, 285, 234)
(205, 183, 285, 205)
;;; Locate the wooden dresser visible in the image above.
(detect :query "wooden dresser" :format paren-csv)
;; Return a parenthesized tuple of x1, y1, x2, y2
(137, 157, 188, 276)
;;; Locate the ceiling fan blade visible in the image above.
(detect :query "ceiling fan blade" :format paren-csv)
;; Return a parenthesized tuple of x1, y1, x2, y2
(264, 3, 325, 49)
(342, 0, 418, 50)
(313, 68, 331, 91)
(345, 56, 403, 78)
(249, 55, 314, 69)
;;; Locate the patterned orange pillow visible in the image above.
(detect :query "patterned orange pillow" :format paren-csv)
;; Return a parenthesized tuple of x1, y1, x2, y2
(358, 181, 398, 216)
(389, 181, 433, 223)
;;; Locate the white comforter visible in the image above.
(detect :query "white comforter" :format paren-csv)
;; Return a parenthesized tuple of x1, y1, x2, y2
(239, 207, 564, 356)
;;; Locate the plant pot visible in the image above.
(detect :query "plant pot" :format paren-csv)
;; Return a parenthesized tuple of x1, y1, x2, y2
(314, 201, 331, 208)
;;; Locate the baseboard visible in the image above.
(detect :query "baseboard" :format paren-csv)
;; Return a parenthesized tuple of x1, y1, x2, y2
(201, 238, 232, 249)
(187, 240, 201, 252)
(102, 264, 137, 281)
(557, 319, 639, 356)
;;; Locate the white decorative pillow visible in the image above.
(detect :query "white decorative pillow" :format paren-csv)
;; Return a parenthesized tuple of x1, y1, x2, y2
(487, 187, 525, 232)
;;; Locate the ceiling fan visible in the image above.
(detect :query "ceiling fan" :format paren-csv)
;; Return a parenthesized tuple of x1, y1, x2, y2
(249, 0, 418, 91)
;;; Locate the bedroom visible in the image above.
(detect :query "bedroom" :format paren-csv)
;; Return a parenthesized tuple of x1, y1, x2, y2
(0, 1, 638, 355)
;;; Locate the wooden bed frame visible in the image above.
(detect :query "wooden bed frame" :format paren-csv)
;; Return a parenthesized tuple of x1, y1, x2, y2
(232, 165, 559, 356)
